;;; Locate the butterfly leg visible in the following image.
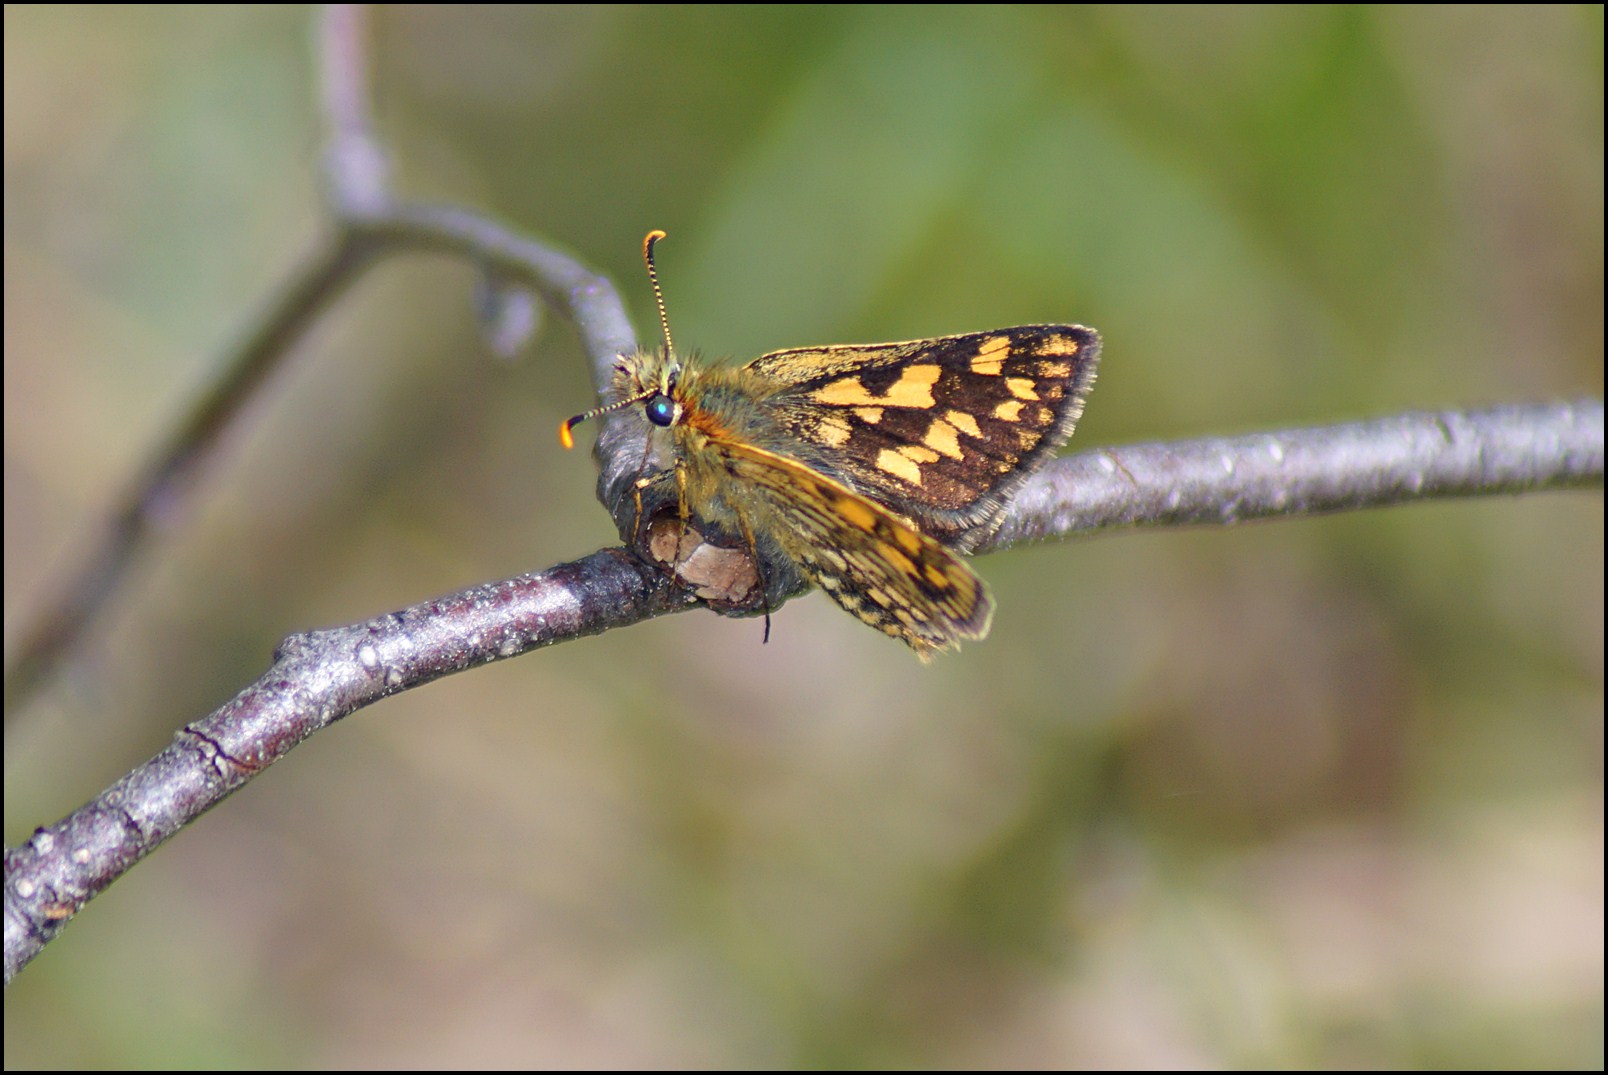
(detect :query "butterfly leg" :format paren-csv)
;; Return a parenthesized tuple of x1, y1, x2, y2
(726, 500, 772, 643)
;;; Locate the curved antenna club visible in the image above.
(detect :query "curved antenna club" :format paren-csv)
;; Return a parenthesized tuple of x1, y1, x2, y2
(642, 229, 674, 357)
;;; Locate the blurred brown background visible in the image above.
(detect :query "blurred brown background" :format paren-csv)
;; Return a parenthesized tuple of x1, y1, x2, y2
(5, 6, 1601, 1068)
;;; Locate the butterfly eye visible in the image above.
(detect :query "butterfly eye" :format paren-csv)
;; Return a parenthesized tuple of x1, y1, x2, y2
(645, 393, 677, 427)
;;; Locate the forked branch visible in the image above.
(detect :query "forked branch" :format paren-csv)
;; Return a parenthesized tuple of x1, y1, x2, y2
(4, 6, 1601, 984)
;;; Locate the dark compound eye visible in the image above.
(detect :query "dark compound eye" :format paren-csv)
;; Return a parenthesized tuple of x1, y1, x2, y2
(645, 394, 677, 427)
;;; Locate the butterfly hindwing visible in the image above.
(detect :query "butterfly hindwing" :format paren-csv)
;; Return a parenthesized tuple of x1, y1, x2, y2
(702, 437, 994, 658)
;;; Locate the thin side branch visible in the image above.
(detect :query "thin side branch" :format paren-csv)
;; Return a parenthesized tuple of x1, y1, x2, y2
(4, 235, 372, 713)
(3, 7, 636, 716)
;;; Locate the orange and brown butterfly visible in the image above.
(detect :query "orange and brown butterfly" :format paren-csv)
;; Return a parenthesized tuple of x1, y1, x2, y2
(561, 231, 1100, 659)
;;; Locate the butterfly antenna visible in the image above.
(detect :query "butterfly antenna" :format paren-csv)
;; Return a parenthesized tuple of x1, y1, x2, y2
(558, 229, 677, 449)
(642, 229, 675, 357)
(559, 392, 647, 449)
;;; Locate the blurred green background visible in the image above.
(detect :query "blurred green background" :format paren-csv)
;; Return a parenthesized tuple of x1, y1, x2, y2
(5, 6, 1601, 1068)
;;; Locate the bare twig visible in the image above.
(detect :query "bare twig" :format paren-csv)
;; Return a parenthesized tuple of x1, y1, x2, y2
(987, 399, 1604, 550)
(8, 392, 1599, 979)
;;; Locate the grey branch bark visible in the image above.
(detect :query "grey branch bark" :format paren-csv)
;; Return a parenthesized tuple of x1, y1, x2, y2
(4, 551, 695, 984)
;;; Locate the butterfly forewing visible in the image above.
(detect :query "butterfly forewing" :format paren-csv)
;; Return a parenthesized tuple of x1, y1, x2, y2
(753, 326, 1099, 534)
